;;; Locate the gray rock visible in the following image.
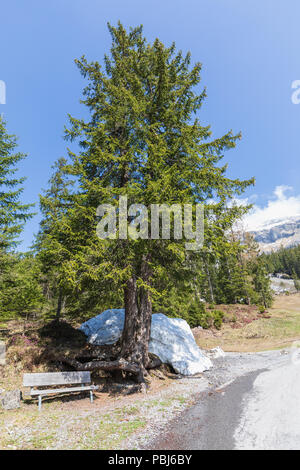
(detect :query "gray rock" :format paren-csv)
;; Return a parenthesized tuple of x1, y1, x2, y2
(207, 347, 226, 359)
(0, 341, 6, 366)
(1, 390, 21, 410)
(79, 309, 212, 376)
(280, 349, 289, 355)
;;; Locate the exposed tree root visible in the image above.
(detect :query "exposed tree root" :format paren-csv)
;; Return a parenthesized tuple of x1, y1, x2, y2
(146, 355, 162, 369)
(51, 354, 141, 375)
(49, 349, 162, 386)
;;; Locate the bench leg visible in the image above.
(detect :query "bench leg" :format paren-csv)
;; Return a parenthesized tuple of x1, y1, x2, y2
(38, 395, 42, 412)
(90, 390, 93, 403)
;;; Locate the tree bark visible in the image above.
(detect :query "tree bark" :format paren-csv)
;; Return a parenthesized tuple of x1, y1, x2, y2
(55, 289, 63, 322)
(52, 257, 154, 385)
(120, 256, 153, 382)
(204, 257, 215, 303)
(139, 256, 152, 367)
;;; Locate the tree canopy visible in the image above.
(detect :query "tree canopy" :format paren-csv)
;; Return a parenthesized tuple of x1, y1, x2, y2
(35, 22, 259, 380)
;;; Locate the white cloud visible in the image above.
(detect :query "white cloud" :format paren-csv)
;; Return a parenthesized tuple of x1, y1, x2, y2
(243, 186, 300, 231)
(273, 185, 293, 200)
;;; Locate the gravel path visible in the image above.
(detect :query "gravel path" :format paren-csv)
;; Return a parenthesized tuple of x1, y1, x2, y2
(124, 375, 208, 449)
(143, 350, 294, 450)
(234, 357, 300, 449)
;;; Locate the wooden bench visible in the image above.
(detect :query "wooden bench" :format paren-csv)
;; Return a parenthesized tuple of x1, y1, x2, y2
(23, 371, 98, 411)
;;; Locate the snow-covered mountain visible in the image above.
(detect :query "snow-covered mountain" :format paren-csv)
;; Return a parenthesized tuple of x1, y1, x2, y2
(250, 217, 300, 253)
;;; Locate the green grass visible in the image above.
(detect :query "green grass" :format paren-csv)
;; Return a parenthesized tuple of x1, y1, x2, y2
(76, 417, 146, 450)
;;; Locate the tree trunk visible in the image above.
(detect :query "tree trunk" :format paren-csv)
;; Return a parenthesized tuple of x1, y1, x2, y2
(54, 257, 154, 386)
(120, 289, 152, 380)
(120, 256, 152, 382)
(204, 257, 215, 303)
(139, 258, 152, 364)
(55, 289, 63, 322)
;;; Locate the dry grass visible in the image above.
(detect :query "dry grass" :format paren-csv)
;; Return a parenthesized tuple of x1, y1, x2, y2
(195, 294, 300, 352)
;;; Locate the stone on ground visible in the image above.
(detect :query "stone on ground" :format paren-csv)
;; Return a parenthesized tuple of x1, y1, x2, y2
(1, 390, 21, 410)
(79, 309, 212, 375)
(0, 341, 6, 366)
(207, 347, 226, 359)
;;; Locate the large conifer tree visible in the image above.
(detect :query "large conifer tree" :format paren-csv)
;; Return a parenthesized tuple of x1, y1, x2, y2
(56, 23, 254, 381)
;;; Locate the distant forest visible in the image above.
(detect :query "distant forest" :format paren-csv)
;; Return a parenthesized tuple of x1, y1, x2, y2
(262, 245, 300, 279)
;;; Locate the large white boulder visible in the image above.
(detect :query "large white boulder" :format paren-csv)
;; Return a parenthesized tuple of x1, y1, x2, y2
(79, 309, 212, 375)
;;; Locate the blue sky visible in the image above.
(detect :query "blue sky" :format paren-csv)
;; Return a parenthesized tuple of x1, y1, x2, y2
(1, 0, 300, 249)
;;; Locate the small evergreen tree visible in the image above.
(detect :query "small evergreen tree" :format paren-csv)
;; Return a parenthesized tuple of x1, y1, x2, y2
(292, 269, 300, 292)
(252, 262, 273, 309)
(0, 118, 34, 322)
(0, 118, 33, 250)
(3, 254, 44, 330)
(37, 158, 74, 321)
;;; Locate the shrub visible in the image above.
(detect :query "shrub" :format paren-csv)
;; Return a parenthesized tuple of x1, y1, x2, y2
(211, 309, 225, 330)
(187, 304, 224, 330)
(294, 279, 300, 292)
(213, 317, 222, 330)
(186, 300, 207, 328)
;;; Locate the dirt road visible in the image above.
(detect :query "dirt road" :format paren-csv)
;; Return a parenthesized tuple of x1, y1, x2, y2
(148, 350, 300, 450)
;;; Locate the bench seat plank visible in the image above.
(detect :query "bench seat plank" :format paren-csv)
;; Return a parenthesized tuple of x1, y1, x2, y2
(23, 371, 91, 387)
(30, 385, 98, 396)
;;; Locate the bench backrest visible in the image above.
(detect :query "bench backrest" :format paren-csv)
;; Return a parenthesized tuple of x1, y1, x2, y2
(23, 371, 91, 387)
